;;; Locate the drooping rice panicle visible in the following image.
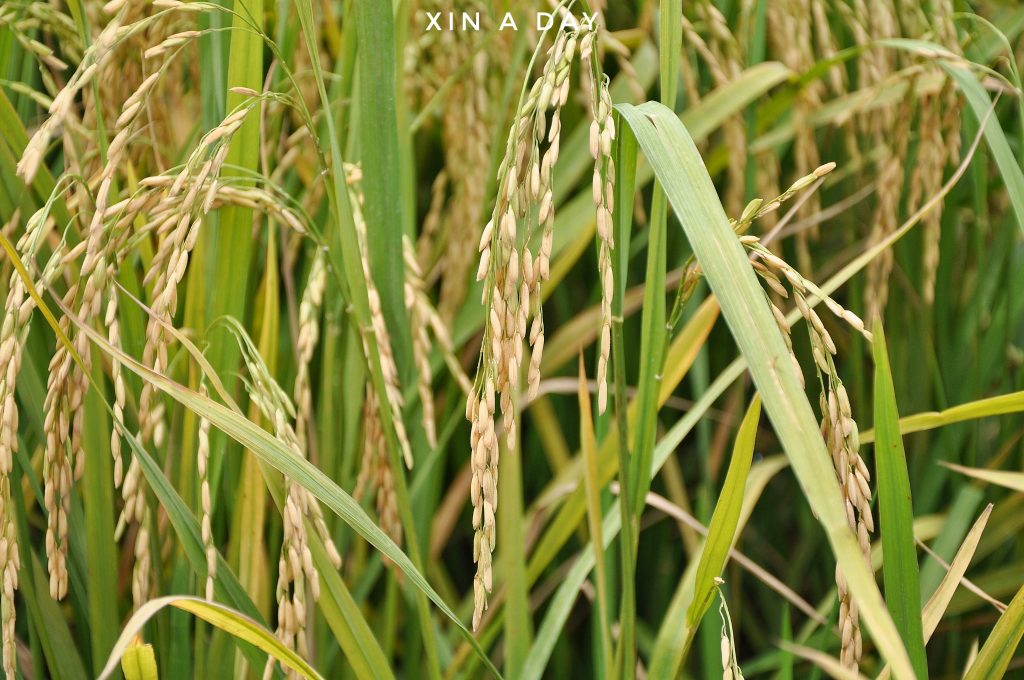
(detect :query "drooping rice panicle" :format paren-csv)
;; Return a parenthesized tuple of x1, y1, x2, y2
(583, 29, 616, 414)
(404, 237, 437, 449)
(744, 237, 873, 671)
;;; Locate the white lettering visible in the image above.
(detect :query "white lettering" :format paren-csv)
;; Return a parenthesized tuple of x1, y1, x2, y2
(462, 12, 480, 31)
(580, 12, 597, 30)
(499, 12, 518, 30)
(559, 13, 579, 31)
(426, 11, 441, 30)
(537, 12, 554, 30)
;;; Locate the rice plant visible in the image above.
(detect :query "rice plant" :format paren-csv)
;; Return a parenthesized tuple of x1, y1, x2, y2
(2, 0, 1024, 678)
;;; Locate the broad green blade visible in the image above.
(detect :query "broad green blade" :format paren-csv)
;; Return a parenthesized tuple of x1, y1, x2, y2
(615, 100, 915, 679)
(355, 0, 412, 375)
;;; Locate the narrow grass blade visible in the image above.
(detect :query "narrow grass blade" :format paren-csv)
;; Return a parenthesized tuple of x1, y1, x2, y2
(963, 581, 1024, 679)
(83, 352, 119, 675)
(616, 100, 915, 679)
(687, 396, 761, 627)
(99, 597, 322, 680)
(872, 322, 928, 677)
(921, 505, 994, 639)
(780, 642, 869, 680)
(499, 411, 531, 676)
(860, 391, 1024, 443)
(579, 356, 612, 675)
(939, 462, 1024, 493)
(878, 505, 993, 680)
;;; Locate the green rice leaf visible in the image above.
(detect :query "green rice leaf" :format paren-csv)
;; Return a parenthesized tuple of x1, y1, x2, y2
(879, 505, 993, 680)
(872, 321, 928, 678)
(355, 0, 412, 375)
(578, 357, 612, 675)
(615, 100, 916, 679)
(99, 597, 322, 680)
(963, 582, 1024, 679)
(940, 463, 1024, 493)
(120, 641, 158, 680)
(860, 392, 1024, 443)
(687, 396, 761, 628)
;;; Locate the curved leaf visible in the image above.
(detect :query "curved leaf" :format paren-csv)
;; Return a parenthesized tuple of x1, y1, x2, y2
(99, 597, 321, 680)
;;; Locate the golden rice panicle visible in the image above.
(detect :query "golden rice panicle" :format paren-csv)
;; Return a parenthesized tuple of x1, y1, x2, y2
(351, 188, 413, 470)
(106, 287, 126, 488)
(0, 210, 42, 679)
(137, 103, 255, 456)
(584, 28, 616, 414)
(42, 340, 73, 601)
(524, 28, 575, 406)
(197, 385, 215, 601)
(294, 249, 327, 455)
(404, 238, 437, 449)
(821, 381, 871, 669)
(747, 242, 871, 672)
(131, 509, 153, 607)
(429, 11, 493, 322)
(0, 479, 18, 680)
(243, 381, 323, 661)
(354, 388, 382, 503)
(716, 580, 745, 680)
(241, 327, 341, 573)
(356, 388, 402, 548)
(684, 1, 745, 215)
(468, 27, 577, 630)
(906, 0, 961, 308)
(16, 15, 121, 183)
(274, 481, 314, 660)
(77, 55, 165, 509)
(122, 103, 255, 611)
(767, 0, 824, 252)
(0, 210, 67, 673)
(467, 388, 497, 631)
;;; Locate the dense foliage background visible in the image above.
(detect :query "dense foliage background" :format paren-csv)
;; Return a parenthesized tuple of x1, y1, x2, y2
(1, 0, 1024, 678)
